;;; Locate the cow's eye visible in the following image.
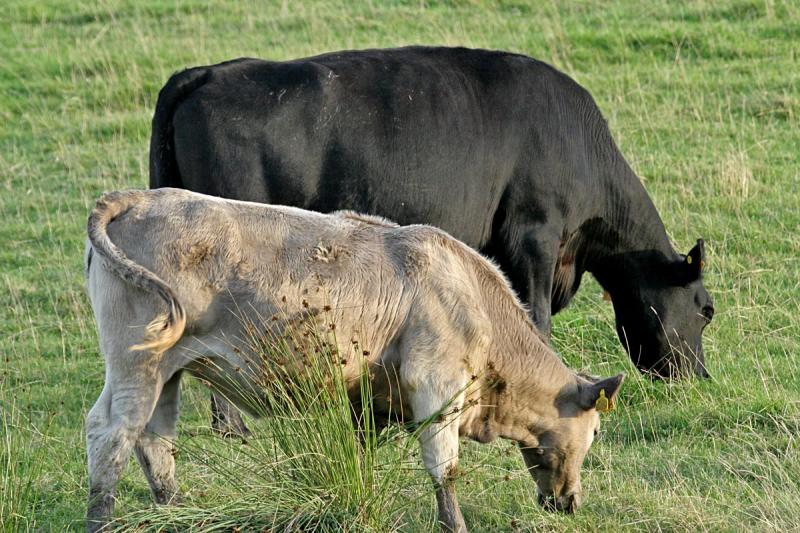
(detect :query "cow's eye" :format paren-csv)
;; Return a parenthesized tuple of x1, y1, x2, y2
(534, 448, 562, 469)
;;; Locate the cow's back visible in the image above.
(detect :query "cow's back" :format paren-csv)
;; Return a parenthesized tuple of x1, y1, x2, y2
(165, 47, 600, 249)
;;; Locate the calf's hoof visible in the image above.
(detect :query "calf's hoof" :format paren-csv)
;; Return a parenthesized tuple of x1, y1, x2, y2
(435, 482, 468, 532)
(87, 489, 114, 532)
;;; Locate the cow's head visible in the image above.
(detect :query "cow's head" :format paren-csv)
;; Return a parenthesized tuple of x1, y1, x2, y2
(518, 374, 624, 514)
(608, 239, 714, 378)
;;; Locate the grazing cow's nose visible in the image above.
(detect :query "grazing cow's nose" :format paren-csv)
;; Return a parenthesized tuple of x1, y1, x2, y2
(694, 356, 711, 379)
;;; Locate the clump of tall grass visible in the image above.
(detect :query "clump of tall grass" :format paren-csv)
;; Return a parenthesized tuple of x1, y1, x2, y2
(117, 311, 439, 532)
(0, 381, 54, 532)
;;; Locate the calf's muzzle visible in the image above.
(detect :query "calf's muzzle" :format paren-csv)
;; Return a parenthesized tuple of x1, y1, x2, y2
(537, 491, 580, 514)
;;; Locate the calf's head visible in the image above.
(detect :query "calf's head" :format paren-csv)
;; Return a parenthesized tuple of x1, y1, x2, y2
(517, 373, 624, 513)
(609, 239, 714, 378)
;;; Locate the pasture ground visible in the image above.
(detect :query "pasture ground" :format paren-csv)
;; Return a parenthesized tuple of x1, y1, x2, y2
(2, 0, 799, 530)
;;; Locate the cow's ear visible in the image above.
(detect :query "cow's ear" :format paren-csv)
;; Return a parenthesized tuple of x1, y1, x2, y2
(579, 373, 625, 412)
(682, 238, 705, 283)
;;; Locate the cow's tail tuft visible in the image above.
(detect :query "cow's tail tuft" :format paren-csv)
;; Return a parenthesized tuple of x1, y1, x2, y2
(88, 190, 187, 354)
(149, 67, 210, 189)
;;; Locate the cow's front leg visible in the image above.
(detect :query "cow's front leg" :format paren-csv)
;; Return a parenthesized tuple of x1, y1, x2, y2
(135, 371, 182, 505)
(512, 228, 560, 339)
(210, 392, 250, 438)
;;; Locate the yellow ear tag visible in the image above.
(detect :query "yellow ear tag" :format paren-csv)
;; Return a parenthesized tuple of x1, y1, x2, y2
(686, 256, 693, 265)
(700, 260, 705, 270)
(595, 389, 613, 413)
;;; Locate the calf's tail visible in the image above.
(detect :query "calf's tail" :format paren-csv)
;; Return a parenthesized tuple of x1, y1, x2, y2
(149, 67, 210, 189)
(88, 190, 186, 354)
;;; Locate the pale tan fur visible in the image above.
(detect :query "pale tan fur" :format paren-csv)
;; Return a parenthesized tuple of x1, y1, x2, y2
(84, 188, 623, 532)
(331, 209, 400, 228)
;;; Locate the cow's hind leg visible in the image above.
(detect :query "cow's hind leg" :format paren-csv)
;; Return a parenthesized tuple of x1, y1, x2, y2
(134, 370, 182, 505)
(410, 382, 467, 533)
(210, 392, 250, 438)
(86, 366, 162, 532)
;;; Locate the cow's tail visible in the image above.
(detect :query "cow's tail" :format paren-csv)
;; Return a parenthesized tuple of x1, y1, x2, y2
(149, 67, 211, 189)
(88, 190, 186, 354)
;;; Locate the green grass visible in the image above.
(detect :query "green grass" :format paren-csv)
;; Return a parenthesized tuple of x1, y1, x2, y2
(115, 317, 440, 532)
(1, 0, 798, 530)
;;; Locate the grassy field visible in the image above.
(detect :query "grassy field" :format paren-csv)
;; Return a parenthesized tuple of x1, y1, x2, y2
(2, 0, 799, 530)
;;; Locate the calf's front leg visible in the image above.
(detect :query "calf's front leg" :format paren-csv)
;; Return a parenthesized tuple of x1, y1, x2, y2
(435, 479, 466, 533)
(410, 385, 467, 532)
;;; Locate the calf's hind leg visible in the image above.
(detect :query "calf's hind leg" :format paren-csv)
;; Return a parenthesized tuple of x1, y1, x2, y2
(86, 370, 162, 532)
(134, 370, 182, 505)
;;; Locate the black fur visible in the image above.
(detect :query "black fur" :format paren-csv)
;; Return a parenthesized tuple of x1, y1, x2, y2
(150, 46, 713, 378)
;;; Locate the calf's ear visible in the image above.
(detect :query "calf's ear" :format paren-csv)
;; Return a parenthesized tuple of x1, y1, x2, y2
(580, 373, 625, 412)
(682, 238, 706, 283)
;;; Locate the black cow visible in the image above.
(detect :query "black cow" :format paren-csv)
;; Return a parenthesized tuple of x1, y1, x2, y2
(150, 46, 713, 433)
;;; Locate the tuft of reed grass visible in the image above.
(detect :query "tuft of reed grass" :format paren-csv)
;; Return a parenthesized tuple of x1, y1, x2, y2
(115, 313, 443, 532)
